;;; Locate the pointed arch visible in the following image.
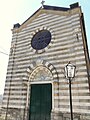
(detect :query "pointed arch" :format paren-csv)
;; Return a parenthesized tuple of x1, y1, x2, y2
(26, 60, 58, 82)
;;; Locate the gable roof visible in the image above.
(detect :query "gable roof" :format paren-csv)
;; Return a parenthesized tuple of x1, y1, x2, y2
(13, 2, 80, 30)
(21, 5, 70, 26)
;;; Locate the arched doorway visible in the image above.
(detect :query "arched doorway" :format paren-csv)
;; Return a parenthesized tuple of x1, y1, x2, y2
(29, 66, 53, 120)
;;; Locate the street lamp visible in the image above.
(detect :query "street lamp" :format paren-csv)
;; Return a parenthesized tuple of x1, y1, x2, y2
(65, 61, 76, 120)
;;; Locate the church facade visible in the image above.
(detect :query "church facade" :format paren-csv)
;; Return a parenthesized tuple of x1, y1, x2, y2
(2, 2, 90, 120)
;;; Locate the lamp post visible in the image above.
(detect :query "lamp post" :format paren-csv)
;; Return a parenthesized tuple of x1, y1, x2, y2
(65, 62, 76, 120)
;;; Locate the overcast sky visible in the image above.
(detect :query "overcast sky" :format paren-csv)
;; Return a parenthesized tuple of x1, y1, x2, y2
(0, 0, 90, 94)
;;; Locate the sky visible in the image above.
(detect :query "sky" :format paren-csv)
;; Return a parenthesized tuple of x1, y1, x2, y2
(0, 0, 90, 94)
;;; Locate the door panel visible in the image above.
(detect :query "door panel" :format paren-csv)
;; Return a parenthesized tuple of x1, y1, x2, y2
(29, 84, 52, 120)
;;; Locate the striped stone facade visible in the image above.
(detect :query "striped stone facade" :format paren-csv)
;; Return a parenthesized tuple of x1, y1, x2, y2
(2, 3, 90, 120)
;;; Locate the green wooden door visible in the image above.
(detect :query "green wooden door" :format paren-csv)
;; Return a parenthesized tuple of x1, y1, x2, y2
(29, 84, 52, 120)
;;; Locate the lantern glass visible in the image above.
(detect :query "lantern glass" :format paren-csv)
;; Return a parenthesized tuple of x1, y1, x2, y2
(65, 62, 76, 79)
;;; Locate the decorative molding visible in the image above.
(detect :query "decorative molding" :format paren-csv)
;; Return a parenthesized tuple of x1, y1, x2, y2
(26, 60, 58, 82)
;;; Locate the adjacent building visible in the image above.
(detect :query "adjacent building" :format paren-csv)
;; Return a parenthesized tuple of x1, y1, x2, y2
(2, 2, 90, 120)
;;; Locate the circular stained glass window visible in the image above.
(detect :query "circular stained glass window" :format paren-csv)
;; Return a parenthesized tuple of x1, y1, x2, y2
(31, 30, 51, 50)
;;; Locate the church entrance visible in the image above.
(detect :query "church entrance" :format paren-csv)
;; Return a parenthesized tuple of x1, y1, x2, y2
(29, 83, 52, 120)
